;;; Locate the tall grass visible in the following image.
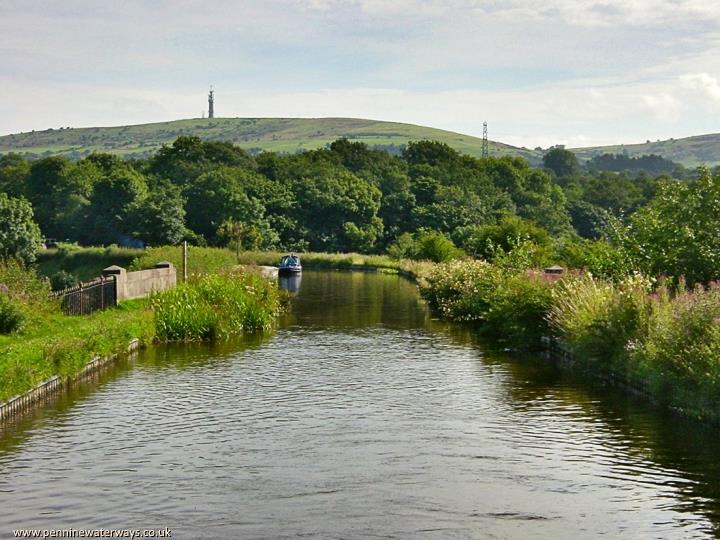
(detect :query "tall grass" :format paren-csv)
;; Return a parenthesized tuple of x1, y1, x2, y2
(130, 246, 238, 277)
(423, 260, 720, 421)
(632, 284, 720, 416)
(152, 270, 281, 341)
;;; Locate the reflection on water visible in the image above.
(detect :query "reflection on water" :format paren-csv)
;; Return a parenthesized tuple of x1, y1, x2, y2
(1, 270, 719, 539)
(278, 273, 302, 295)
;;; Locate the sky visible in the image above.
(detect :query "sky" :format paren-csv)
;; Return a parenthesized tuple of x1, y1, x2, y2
(1, 0, 720, 148)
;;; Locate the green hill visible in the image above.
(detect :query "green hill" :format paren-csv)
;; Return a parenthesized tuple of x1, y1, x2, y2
(0, 117, 541, 163)
(571, 133, 720, 168)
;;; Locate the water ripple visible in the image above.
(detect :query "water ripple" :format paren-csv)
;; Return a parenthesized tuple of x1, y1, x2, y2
(0, 271, 718, 539)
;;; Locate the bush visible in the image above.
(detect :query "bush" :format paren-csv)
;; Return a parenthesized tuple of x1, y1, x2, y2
(421, 260, 555, 346)
(0, 260, 54, 311)
(483, 271, 554, 344)
(0, 193, 43, 265)
(547, 273, 656, 371)
(421, 260, 498, 321)
(634, 284, 720, 414)
(0, 294, 25, 333)
(558, 237, 634, 281)
(387, 231, 463, 263)
(50, 270, 77, 291)
(153, 271, 280, 341)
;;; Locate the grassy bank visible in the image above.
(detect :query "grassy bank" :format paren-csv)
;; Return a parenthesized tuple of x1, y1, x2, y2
(422, 261, 720, 422)
(234, 250, 434, 280)
(0, 262, 281, 403)
(36, 245, 435, 282)
(129, 246, 238, 276)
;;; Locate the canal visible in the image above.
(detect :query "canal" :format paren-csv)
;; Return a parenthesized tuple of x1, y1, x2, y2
(2, 270, 720, 539)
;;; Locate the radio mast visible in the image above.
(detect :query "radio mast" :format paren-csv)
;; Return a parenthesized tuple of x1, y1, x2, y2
(208, 86, 215, 119)
(482, 121, 489, 159)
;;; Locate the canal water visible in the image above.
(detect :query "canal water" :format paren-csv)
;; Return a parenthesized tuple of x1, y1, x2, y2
(2, 270, 720, 539)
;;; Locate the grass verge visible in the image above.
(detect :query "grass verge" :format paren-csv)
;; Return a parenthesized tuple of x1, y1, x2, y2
(0, 262, 281, 404)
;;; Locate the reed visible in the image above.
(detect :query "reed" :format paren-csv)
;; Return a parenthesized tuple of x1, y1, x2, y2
(152, 270, 281, 341)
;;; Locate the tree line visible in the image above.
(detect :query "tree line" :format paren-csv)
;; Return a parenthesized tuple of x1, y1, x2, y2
(0, 136, 718, 285)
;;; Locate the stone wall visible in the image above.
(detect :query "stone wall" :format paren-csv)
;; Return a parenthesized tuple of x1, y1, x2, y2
(103, 262, 176, 302)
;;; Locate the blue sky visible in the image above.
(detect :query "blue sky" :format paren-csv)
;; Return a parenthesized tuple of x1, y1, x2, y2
(2, 0, 720, 148)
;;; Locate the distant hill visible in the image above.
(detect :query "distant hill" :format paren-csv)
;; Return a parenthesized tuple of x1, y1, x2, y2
(0, 117, 541, 163)
(4, 118, 719, 168)
(572, 133, 720, 168)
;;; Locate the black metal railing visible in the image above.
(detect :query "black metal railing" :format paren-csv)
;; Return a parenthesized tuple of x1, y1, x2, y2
(54, 276, 117, 316)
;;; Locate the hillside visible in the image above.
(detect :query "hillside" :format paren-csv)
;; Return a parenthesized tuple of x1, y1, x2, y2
(0, 117, 541, 163)
(572, 133, 720, 168)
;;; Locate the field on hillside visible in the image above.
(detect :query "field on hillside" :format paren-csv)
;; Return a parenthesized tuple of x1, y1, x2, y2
(572, 133, 720, 168)
(0, 117, 541, 163)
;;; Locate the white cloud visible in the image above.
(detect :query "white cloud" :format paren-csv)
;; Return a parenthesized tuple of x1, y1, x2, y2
(681, 73, 720, 105)
(642, 93, 683, 122)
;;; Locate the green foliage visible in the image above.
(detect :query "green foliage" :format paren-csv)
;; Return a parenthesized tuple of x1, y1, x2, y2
(0, 193, 43, 264)
(152, 271, 280, 341)
(558, 237, 634, 281)
(0, 294, 25, 334)
(0, 153, 30, 198)
(457, 215, 552, 265)
(49, 270, 77, 291)
(132, 182, 187, 245)
(423, 255, 720, 419)
(420, 260, 555, 345)
(567, 201, 611, 239)
(36, 245, 143, 282)
(587, 153, 687, 177)
(0, 260, 53, 303)
(634, 284, 720, 414)
(547, 274, 654, 368)
(625, 169, 720, 284)
(0, 132, 697, 280)
(85, 167, 148, 245)
(388, 231, 463, 262)
(543, 147, 580, 178)
(184, 167, 277, 247)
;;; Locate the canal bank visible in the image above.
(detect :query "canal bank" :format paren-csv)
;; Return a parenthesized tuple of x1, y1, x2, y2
(421, 260, 720, 424)
(2, 270, 720, 539)
(0, 266, 281, 415)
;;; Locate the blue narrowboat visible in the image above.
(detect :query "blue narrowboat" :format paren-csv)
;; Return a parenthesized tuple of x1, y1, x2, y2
(279, 254, 302, 274)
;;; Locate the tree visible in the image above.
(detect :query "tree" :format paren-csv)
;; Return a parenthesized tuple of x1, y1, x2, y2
(84, 168, 148, 245)
(185, 168, 277, 246)
(543, 147, 580, 178)
(26, 156, 72, 234)
(133, 182, 187, 245)
(0, 193, 43, 264)
(0, 153, 30, 198)
(459, 215, 552, 262)
(217, 219, 268, 256)
(625, 169, 720, 284)
(292, 168, 382, 251)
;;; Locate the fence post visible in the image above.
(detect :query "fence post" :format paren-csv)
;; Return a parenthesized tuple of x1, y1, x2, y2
(79, 282, 84, 314)
(100, 276, 105, 310)
(183, 241, 188, 283)
(103, 265, 126, 303)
